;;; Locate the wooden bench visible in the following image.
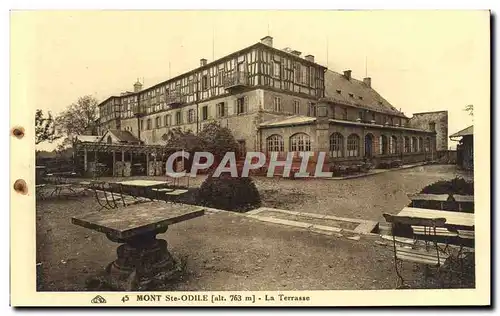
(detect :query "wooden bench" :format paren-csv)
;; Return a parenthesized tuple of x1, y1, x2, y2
(383, 213, 450, 288)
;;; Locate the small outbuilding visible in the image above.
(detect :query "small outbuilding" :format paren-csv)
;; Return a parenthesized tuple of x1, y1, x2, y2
(450, 125, 473, 171)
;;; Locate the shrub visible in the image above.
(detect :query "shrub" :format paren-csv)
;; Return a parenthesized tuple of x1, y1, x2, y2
(196, 173, 261, 212)
(420, 177, 474, 195)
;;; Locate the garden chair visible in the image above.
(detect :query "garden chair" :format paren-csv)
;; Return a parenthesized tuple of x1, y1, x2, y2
(450, 228, 475, 286)
(383, 213, 451, 289)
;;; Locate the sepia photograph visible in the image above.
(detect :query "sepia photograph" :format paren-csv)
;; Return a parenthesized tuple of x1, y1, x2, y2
(10, 8, 491, 307)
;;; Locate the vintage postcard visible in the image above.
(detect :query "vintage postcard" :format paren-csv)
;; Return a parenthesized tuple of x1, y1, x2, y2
(10, 10, 490, 307)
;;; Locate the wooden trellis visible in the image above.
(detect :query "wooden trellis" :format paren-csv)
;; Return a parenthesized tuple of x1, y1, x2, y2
(73, 142, 186, 177)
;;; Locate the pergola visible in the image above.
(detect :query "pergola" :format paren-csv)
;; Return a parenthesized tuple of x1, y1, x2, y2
(74, 141, 182, 175)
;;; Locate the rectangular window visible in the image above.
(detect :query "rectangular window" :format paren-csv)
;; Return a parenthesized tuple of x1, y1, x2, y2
(273, 62, 281, 78)
(307, 103, 316, 117)
(358, 111, 364, 121)
(147, 119, 152, 130)
(217, 102, 226, 117)
(236, 97, 246, 114)
(188, 79, 194, 94)
(202, 106, 208, 120)
(390, 136, 399, 154)
(155, 117, 161, 128)
(330, 133, 343, 158)
(188, 109, 195, 123)
(164, 115, 171, 127)
(294, 63, 301, 82)
(293, 100, 300, 115)
(301, 66, 308, 84)
(202, 75, 208, 90)
(175, 111, 182, 125)
(273, 96, 282, 112)
(347, 136, 360, 157)
(404, 137, 411, 153)
(218, 68, 225, 85)
(343, 108, 348, 120)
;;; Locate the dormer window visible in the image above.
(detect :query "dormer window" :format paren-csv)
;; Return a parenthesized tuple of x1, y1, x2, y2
(358, 96, 363, 100)
(349, 93, 354, 98)
(336, 89, 341, 94)
(378, 101, 383, 105)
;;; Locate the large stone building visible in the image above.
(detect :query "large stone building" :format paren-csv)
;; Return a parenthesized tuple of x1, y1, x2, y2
(97, 36, 444, 168)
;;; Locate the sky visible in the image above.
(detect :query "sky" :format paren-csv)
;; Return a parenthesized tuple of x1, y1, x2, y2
(12, 10, 487, 151)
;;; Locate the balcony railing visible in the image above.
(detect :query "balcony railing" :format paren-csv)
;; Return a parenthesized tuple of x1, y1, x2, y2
(166, 90, 184, 106)
(224, 71, 249, 89)
(133, 105, 145, 116)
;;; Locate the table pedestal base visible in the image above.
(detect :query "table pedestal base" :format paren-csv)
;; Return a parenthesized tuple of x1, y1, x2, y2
(87, 228, 185, 291)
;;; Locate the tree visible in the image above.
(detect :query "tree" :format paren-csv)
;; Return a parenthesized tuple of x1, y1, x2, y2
(35, 109, 60, 145)
(162, 128, 204, 152)
(198, 121, 240, 162)
(464, 104, 473, 116)
(55, 95, 99, 147)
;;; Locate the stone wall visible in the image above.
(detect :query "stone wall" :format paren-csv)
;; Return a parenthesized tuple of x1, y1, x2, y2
(409, 111, 448, 151)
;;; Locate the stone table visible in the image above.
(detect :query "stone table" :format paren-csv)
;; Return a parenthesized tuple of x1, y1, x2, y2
(72, 202, 205, 290)
(116, 180, 172, 200)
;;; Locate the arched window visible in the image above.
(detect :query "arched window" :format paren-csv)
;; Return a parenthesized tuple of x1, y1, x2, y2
(404, 136, 411, 153)
(266, 134, 284, 152)
(380, 135, 388, 155)
(412, 137, 418, 152)
(290, 133, 311, 152)
(419, 137, 424, 152)
(330, 133, 344, 158)
(425, 137, 431, 152)
(390, 136, 398, 154)
(347, 134, 360, 157)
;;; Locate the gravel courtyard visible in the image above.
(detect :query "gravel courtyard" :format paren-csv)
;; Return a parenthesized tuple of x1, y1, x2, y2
(36, 164, 474, 291)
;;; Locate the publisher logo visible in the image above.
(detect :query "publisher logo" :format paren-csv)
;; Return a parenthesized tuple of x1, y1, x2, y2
(91, 295, 107, 304)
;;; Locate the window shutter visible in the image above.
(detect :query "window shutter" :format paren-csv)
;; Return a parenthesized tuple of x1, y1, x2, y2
(244, 96, 249, 113)
(233, 99, 237, 115)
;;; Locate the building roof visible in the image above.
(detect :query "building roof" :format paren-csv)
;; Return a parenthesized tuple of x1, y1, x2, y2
(102, 129, 141, 143)
(259, 115, 432, 133)
(259, 115, 316, 128)
(324, 70, 406, 118)
(450, 125, 473, 138)
(75, 135, 101, 143)
(98, 40, 327, 108)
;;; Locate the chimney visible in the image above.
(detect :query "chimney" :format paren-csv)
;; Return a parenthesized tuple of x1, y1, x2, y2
(305, 54, 315, 63)
(343, 70, 352, 80)
(260, 36, 273, 47)
(363, 77, 371, 88)
(133, 79, 143, 93)
(291, 50, 302, 57)
(200, 58, 207, 67)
